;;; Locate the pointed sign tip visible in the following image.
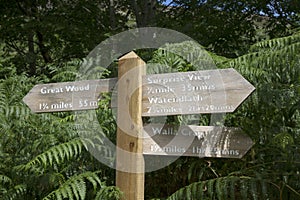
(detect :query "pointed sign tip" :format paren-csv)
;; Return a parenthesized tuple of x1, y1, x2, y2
(22, 93, 29, 105)
(119, 51, 140, 60)
(22, 93, 36, 113)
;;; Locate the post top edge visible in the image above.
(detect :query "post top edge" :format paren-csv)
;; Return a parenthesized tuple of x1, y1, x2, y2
(119, 51, 140, 60)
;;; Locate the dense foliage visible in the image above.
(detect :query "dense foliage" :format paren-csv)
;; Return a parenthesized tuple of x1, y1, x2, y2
(157, 29, 300, 200)
(1, 0, 300, 199)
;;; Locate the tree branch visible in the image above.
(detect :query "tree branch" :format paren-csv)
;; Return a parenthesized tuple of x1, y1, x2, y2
(36, 31, 52, 63)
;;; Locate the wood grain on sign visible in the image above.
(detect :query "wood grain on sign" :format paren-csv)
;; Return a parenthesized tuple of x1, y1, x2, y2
(115, 52, 145, 200)
(24, 68, 255, 116)
(23, 78, 117, 113)
(143, 124, 254, 158)
(142, 68, 255, 116)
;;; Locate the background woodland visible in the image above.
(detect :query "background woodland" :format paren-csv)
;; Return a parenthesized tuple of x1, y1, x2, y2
(1, 0, 300, 199)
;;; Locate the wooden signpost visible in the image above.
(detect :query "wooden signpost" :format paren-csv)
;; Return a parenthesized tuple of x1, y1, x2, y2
(116, 52, 145, 199)
(23, 78, 117, 112)
(143, 124, 253, 158)
(23, 51, 255, 200)
(23, 69, 254, 115)
(142, 68, 255, 116)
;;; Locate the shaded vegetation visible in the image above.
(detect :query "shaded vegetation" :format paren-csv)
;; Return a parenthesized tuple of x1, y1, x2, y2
(0, 0, 300, 199)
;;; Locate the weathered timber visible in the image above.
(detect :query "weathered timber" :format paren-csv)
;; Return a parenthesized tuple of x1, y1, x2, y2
(143, 124, 254, 159)
(24, 68, 255, 116)
(115, 52, 145, 200)
(23, 78, 117, 112)
(142, 68, 255, 116)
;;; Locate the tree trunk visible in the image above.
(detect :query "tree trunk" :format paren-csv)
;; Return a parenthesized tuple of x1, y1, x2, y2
(36, 31, 52, 63)
(131, 0, 157, 27)
(28, 31, 36, 75)
(109, 0, 117, 30)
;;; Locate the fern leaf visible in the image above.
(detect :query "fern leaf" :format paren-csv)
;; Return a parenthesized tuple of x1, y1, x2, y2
(86, 173, 102, 190)
(250, 178, 258, 200)
(167, 176, 278, 200)
(216, 178, 224, 200)
(240, 179, 248, 199)
(77, 179, 86, 200)
(229, 176, 238, 200)
(60, 184, 70, 200)
(95, 186, 122, 200)
(43, 171, 102, 200)
(207, 179, 215, 199)
(25, 138, 84, 169)
(0, 175, 12, 186)
(250, 32, 300, 52)
(70, 180, 80, 200)
(260, 177, 269, 199)
(2, 184, 27, 200)
(191, 182, 201, 200)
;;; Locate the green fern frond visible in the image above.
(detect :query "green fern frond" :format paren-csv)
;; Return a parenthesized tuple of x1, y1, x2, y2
(59, 114, 77, 123)
(207, 178, 214, 199)
(23, 134, 112, 170)
(240, 178, 249, 199)
(167, 176, 280, 200)
(79, 57, 112, 79)
(221, 31, 300, 85)
(1, 184, 27, 200)
(0, 85, 6, 110)
(209, 52, 230, 67)
(51, 71, 79, 82)
(95, 186, 122, 200)
(250, 178, 259, 200)
(0, 174, 12, 186)
(148, 41, 215, 74)
(24, 138, 84, 169)
(272, 132, 294, 149)
(250, 31, 300, 52)
(49, 172, 66, 188)
(86, 173, 102, 190)
(32, 134, 59, 151)
(216, 178, 225, 200)
(229, 176, 238, 200)
(48, 59, 82, 82)
(1, 105, 31, 119)
(43, 171, 102, 200)
(226, 53, 268, 79)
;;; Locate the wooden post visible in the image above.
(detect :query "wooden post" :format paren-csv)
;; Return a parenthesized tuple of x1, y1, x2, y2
(116, 51, 146, 200)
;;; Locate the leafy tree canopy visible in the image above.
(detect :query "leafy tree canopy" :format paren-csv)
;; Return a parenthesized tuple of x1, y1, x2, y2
(1, 0, 300, 199)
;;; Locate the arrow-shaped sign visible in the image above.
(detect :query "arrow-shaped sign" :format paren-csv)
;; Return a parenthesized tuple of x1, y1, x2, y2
(142, 68, 255, 116)
(23, 78, 117, 113)
(143, 124, 254, 158)
(23, 68, 255, 115)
